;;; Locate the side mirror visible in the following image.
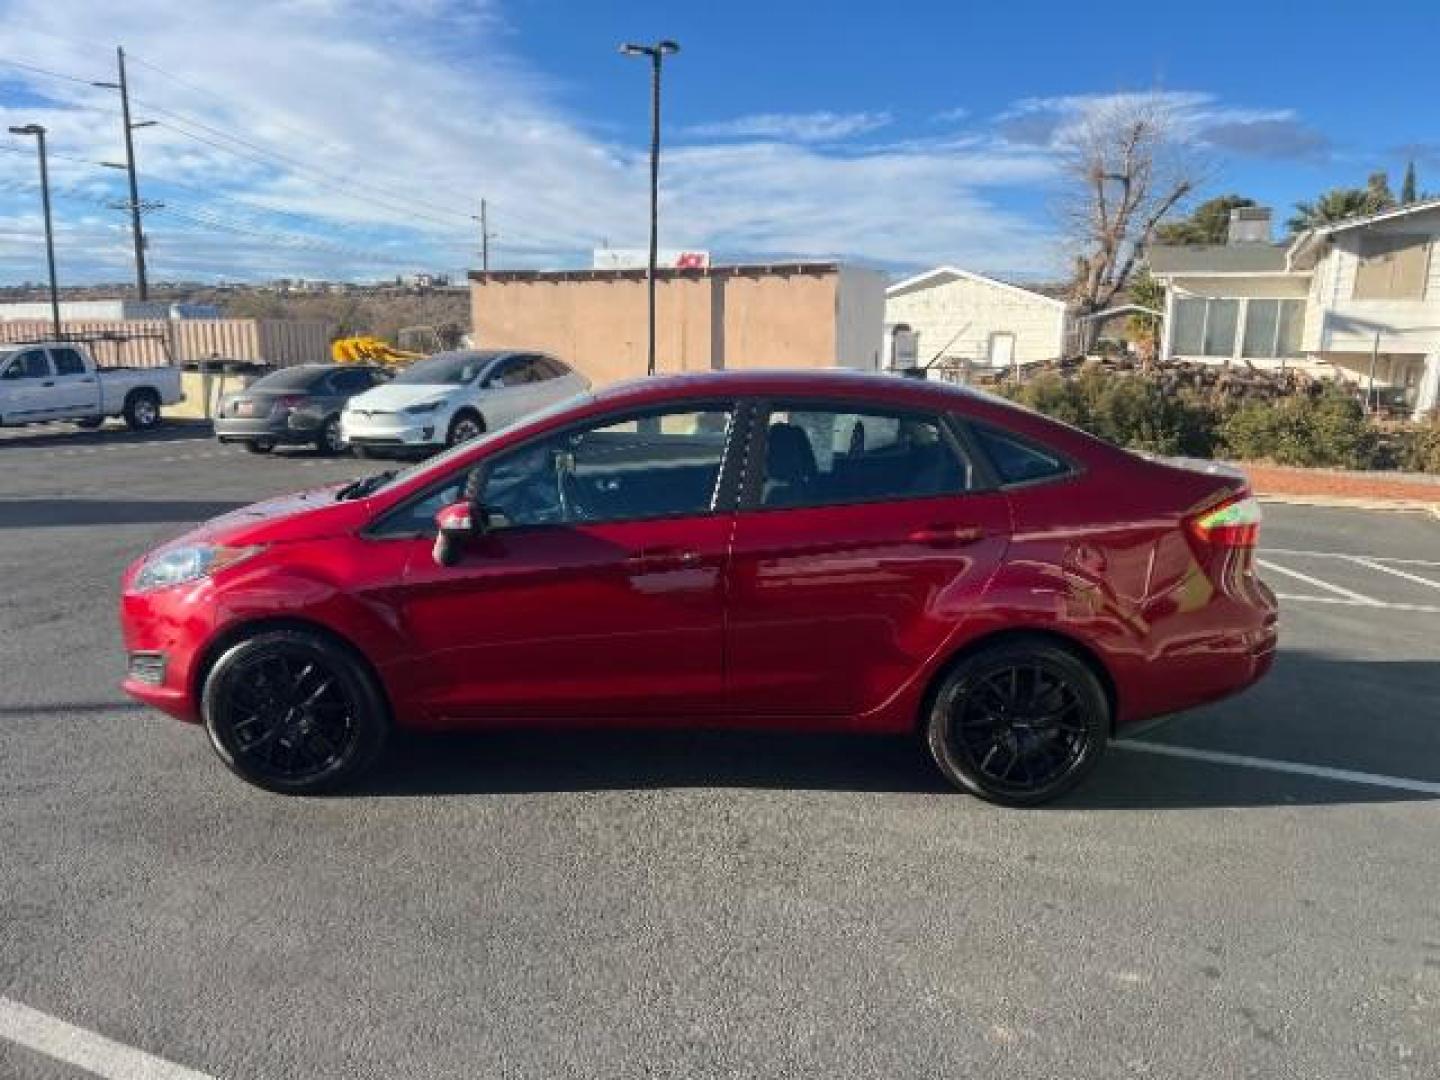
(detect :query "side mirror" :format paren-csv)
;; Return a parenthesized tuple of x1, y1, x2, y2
(432, 501, 477, 567)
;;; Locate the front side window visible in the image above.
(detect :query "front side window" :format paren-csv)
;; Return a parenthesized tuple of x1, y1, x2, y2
(482, 406, 734, 527)
(757, 406, 969, 509)
(2, 350, 51, 379)
(391, 352, 490, 386)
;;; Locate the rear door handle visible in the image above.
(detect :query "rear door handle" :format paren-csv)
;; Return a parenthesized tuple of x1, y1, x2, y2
(625, 547, 703, 571)
(909, 524, 985, 548)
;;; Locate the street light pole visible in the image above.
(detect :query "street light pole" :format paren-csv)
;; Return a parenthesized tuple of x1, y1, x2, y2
(620, 39, 679, 377)
(9, 124, 61, 339)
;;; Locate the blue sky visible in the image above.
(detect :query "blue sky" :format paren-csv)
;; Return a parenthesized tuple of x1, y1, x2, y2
(0, 0, 1436, 284)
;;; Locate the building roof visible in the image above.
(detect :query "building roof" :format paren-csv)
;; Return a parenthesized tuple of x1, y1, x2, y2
(469, 261, 842, 284)
(1301, 196, 1440, 238)
(886, 265, 1068, 308)
(1147, 243, 1293, 275)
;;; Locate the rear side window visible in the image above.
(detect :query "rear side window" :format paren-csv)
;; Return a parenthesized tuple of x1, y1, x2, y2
(757, 406, 971, 509)
(971, 424, 1072, 485)
(50, 348, 86, 376)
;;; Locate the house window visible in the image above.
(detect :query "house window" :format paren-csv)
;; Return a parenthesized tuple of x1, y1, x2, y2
(1353, 234, 1431, 300)
(1241, 299, 1306, 359)
(1173, 297, 1240, 358)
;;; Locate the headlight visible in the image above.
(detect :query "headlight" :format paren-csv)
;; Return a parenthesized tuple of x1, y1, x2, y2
(133, 544, 266, 592)
(403, 401, 442, 415)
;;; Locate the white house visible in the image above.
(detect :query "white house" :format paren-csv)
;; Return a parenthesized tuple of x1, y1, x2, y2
(1150, 202, 1440, 418)
(884, 266, 1070, 375)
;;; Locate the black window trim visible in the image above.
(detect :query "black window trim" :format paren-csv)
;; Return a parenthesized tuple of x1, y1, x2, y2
(737, 397, 990, 514)
(364, 397, 749, 540)
(959, 417, 1083, 490)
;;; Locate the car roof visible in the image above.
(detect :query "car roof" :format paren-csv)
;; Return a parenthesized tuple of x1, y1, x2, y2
(593, 368, 984, 408)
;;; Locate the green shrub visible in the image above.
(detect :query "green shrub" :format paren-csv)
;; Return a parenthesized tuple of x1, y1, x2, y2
(1002, 368, 1218, 456)
(1397, 424, 1440, 473)
(1218, 383, 1379, 468)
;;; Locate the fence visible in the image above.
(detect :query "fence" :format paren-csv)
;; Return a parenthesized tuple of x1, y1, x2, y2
(0, 318, 335, 368)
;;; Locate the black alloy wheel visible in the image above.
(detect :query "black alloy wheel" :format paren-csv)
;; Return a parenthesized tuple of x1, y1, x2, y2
(202, 630, 389, 794)
(926, 641, 1108, 806)
(447, 412, 483, 447)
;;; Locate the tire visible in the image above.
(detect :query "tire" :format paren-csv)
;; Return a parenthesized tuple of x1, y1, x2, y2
(201, 629, 390, 795)
(446, 410, 484, 447)
(75, 416, 105, 430)
(244, 441, 275, 454)
(122, 389, 162, 431)
(315, 414, 346, 456)
(925, 640, 1109, 807)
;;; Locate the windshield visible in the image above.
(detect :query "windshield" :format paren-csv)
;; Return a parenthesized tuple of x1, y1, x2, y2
(390, 352, 493, 386)
(362, 390, 593, 498)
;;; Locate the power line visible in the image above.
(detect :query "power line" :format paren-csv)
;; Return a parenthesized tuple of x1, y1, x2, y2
(0, 56, 100, 88)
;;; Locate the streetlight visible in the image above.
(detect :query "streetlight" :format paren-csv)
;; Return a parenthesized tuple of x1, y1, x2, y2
(8, 124, 61, 339)
(619, 38, 679, 377)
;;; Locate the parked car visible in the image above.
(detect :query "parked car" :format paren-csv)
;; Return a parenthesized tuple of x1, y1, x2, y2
(214, 363, 390, 455)
(340, 348, 588, 457)
(0, 341, 182, 431)
(120, 370, 1278, 805)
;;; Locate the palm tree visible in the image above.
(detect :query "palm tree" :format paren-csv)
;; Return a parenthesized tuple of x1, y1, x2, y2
(1287, 174, 1396, 234)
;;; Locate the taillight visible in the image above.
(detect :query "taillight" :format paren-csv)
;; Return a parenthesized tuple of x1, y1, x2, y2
(271, 394, 305, 416)
(1187, 493, 1262, 549)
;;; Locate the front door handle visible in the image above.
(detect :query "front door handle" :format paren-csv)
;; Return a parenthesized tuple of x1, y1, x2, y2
(909, 523, 985, 548)
(42, 380, 55, 387)
(625, 547, 703, 571)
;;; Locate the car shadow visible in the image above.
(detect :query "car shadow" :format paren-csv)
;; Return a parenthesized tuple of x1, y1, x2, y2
(0, 498, 248, 528)
(0, 420, 212, 451)
(354, 651, 1440, 810)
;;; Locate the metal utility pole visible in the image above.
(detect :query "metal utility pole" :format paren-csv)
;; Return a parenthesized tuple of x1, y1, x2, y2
(619, 39, 679, 377)
(9, 124, 61, 338)
(472, 199, 496, 271)
(94, 47, 154, 300)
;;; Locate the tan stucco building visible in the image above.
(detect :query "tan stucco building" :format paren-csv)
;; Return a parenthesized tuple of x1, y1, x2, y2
(469, 262, 885, 387)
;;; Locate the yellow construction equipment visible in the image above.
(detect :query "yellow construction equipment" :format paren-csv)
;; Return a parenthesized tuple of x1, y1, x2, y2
(330, 336, 425, 367)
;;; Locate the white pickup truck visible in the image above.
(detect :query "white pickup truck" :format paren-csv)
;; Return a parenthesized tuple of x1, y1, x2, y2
(0, 341, 183, 431)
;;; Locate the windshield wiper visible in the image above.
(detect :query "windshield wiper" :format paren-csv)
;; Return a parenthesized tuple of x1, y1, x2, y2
(336, 469, 397, 501)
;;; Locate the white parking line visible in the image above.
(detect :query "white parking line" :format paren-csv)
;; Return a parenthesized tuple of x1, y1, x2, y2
(1114, 741, 1440, 795)
(1257, 559, 1381, 605)
(1273, 593, 1440, 615)
(0, 996, 215, 1080)
(1349, 556, 1440, 592)
(1265, 547, 1440, 569)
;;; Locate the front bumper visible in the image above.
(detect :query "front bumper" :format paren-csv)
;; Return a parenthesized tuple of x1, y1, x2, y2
(119, 576, 217, 724)
(341, 412, 441, 450)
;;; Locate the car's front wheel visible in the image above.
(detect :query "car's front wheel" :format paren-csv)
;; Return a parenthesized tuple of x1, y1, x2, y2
(201, 629, 390, 794)
(925, 640, 1108, 806)
(446, 410, 484, 447)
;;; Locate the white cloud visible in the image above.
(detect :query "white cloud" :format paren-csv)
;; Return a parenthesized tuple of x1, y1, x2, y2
(683, 111, 893, 143)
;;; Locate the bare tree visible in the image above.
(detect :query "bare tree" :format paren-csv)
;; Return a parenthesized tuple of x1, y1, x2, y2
(1064, 99, 1200, 350)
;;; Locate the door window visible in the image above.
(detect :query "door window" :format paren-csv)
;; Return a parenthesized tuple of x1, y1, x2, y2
(328, 368, 374, 394)
(2, 350, 52, 379)
(50, 348, 86, 376)
(484, 407, 734, 526)
(970, 424, 1072, 485)
(756, 406, 970, 509)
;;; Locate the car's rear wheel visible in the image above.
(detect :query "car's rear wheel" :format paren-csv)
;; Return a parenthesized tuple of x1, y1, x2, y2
(244, 440, 274, 454)
(315, 414, 345, 456)
(925, 640, 1108, 806)
(446, 411, 484, 447)
(122, 389, 161, 431)
(201, 629, 390, 794)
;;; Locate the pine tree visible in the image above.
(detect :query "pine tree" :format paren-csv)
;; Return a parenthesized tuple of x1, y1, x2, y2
(1401, 161, 1418, 204)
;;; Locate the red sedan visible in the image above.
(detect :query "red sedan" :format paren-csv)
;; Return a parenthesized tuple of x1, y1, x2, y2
(120, 371, 1277, 805)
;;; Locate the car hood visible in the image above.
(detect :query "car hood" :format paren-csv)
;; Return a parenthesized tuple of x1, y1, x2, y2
(167, 483, 373, 549)
(345, 382, 460, 413)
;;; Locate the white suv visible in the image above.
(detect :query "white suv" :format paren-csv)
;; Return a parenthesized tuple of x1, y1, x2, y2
(341, 349, 588, 456)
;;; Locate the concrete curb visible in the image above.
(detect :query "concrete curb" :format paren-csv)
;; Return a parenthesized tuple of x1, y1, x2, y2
(1256, 493, 1440, 516)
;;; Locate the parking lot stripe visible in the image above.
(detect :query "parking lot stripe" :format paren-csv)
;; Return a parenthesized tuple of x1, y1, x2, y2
(1257, 559, 1381, 605)
(1265, 548, 1440, 569)
(1273, 592, 1440, 615)
(1113, 741, 1440, 795)
(1349, 556, 1440, 592)
(0, 996, 215, 1080)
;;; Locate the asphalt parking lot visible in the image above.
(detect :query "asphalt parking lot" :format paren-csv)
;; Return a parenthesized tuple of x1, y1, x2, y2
(2, 420, 1438, 1079)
